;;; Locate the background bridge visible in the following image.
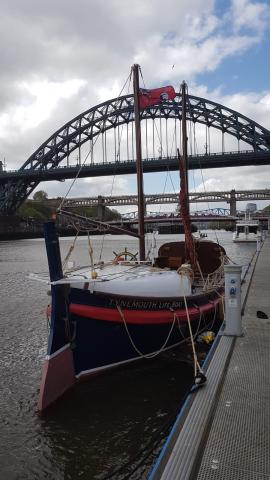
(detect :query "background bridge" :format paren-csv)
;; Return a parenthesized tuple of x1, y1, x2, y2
(1, 91, 270, 214)
(60, 188, 270, 217)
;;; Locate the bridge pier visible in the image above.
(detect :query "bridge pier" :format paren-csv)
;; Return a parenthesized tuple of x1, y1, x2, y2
(229, 189, 237, 216)
(97, 196, 105, 221)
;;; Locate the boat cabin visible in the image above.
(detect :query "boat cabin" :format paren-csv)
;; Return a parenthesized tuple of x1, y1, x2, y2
(233, 220, 260, 242)
(154, 240, 226, 275)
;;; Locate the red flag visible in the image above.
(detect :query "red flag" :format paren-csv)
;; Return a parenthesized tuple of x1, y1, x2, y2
(139, 86, 176, 109)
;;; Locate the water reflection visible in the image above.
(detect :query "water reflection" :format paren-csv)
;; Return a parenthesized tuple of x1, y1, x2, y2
(39, 353, 194, 480)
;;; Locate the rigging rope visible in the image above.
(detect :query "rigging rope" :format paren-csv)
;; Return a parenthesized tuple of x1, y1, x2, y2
(58, 71, 132, 211)
(62, 230, 79, 271)
(192, 123, 220, 245)
(87, 231, 97, 279)
(98, 73, 132, 261)
(191, 122, 199, 214)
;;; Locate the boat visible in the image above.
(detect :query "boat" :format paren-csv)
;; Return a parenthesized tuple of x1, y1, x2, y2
(32, 65, 227, 412)
(233, 215, 260, 243)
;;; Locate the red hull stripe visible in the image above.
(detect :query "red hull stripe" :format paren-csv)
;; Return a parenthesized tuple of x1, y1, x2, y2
(69, 299, 219, 325)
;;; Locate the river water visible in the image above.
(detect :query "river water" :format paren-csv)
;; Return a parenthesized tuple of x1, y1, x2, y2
(0, 231, 255, 480)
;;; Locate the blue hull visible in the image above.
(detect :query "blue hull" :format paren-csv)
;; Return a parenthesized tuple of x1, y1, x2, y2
(65, 288, 221, 377)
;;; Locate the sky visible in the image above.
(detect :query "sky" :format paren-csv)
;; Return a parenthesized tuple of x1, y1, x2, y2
(1, 0, 270, 213)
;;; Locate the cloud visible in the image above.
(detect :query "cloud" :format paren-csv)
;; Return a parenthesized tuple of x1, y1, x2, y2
(194, 165, 270, 191)
(35, 175, 130, 200)
(231, 0, 270, 34)
(216, 91, 270, 130)
(0, 79, 86, 137)
(0, 0, 268, 116)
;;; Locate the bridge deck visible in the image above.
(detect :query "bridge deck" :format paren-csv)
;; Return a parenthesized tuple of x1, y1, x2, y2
(1, 151, 270, 184)
(149, 237, 270, 480)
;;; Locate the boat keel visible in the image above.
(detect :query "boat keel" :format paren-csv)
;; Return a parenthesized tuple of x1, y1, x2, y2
(37, 345, 76, 413)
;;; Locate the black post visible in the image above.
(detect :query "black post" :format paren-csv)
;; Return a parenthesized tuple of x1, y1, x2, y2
(44, 221, 63, 281)
(43, 221, 69, 357)
(133, 64, 145, 261)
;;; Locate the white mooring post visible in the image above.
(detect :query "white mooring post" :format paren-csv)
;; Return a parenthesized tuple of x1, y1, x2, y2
(223, 264, 243, 336)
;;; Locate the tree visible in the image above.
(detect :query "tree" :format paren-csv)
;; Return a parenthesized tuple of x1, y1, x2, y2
(18, 202, 53, 220)
(33, 190, 48, 202)
(104, 208, 121, 221)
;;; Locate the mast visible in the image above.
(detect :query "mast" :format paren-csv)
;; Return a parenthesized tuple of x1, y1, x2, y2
(181, 81, 189, 215)
(179, 81, 196, 271)
(132, 64, 145, 261)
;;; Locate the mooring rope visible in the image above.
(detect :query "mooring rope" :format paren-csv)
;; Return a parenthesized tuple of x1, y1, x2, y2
(183, 295, 206, 385)
(207, 300, 218, 331)
(175, 306, 204, 340)
(116, 304, 177, 359)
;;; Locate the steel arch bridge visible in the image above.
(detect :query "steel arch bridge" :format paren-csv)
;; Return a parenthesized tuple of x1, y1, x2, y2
(1, 92, 270, 213)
